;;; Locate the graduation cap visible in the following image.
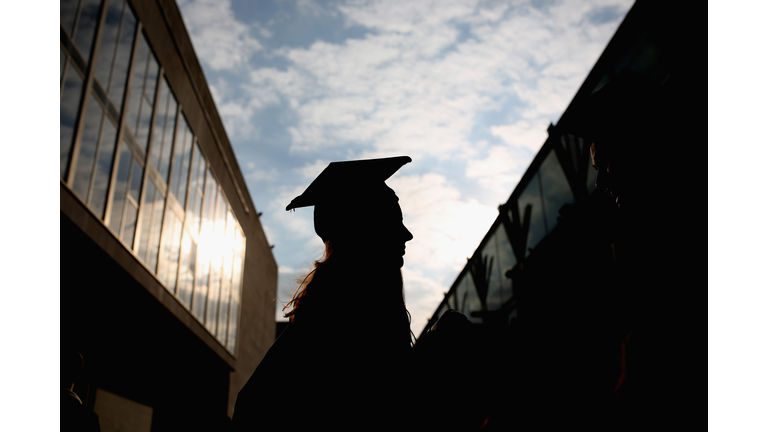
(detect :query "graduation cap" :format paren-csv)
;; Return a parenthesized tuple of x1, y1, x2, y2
(286, 156, 412, 242)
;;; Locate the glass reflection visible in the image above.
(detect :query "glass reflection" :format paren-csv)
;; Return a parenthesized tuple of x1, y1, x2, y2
(148, 191, 165, 272)
(95, 0, 136, 111)
(109, 142, 131, 234)
(538, 150, 575, 232)
(61, 0, 79, 36)
(187, 145, 206, 234)
(193, 249, 210, 322)
(89, 116, 118, 218)
(72, 0, 101, 62)
(61, 63, 85, 179)
(125, 33, 159, 151)
(123, 201, 138, 249)
(227, 228, 245, 353)
(129, 159, 142, 200)
(159, 212, 183, 292)
(517, 173, 547, 257)
(450, 273, 481, 324)
(150, 77, 178, 181)
(137, 180, 156, 264)
(171, 116, 193, 208)
(216, 279, 231, 343)
(73, 94, 103, 201)
(206, 269, 221, 334)
(60, 49, 66, 81)
(177, 232, 196, 308)
(481, 224, 517, 311)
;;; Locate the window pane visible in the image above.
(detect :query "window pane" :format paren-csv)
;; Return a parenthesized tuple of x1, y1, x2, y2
(137, 98, 153, 151)
(60, 49, 66, 80)
(201, 170, 218, 236)
(61, 0, 79, 36)
(158, 210, 176, 286)
(122, 200, 138, 249)
(125, 33, 159, 152)
(187, 145, 206, 233)
(73, 94, 103, 201)
(226, 284, 240, 353)
(217, 278, 231, 343)
(109, 142, 131, 234)
(137, 181, 156, 263)
(495, 224, 516, 305)
(148, 191, 166, 272)
(109, 7, 136, 109)
(89, 116, 118, 219)
(129, 159, 143, 201)
(227, 229, 245, 353)
(94, 0, 122, 90)
(193, 250, 210, 322)
(95, 0, 136, 111)
(159, 211, 183, 291)
(61, 63, 85, 179)
(178, 232, 196, 308)
(171, 116, 193, 208)
(150, 77, 178, 181)
(205, 269, 221, 334)
(517, 173, 547, 258)
(73, 0, 101, 62)
(481, 224, 517, 312)
(539, 150, 575, 233)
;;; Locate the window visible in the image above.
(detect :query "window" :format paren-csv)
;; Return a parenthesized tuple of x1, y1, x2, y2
(517, 173, 547, 257)
(158, 210, 183, 291)
(60, 0, 102, 63)
(72, 94, 118, 219)
(186, 144, 206, 234)
(480, 224, 517, 312)
(149, 77, 178, 181)
(94, 0, 136, 112)
(227, 227, 245, 353)
(108, 140, 143, 249)
(538, 149, 575, 233)
(125, 32, 159, 152)
(137, 180, 165, 272)
(60, 62, 85, 179)
(170, 115, 194, 208)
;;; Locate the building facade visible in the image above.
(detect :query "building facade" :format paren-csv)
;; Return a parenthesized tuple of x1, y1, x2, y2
(60, 0, 277, 429)
(416, 0, 698, 427)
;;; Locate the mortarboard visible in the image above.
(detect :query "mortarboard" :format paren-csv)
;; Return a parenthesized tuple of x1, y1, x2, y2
(286, 156, 412, 211)
(286, 156, 412, 242)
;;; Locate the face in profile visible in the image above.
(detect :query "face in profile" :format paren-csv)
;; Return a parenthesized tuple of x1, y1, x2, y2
(337, 191, 413, 269)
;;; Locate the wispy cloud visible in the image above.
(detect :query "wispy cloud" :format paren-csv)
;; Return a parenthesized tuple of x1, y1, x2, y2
(177, 0, 263, 71)
(178, 0, 633, 330)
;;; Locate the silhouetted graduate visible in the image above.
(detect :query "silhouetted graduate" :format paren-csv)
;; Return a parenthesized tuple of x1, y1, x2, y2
(231, 157, 433, 431)
(567, 68, 698, 430)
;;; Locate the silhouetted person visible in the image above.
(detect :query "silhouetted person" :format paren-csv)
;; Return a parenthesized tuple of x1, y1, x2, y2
(61, 348, 100, 432)
(231, 157, 485, 431)
(570, 68, 697, 430)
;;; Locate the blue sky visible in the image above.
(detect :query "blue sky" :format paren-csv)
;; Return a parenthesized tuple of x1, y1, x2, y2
(175, 0, 634, 335)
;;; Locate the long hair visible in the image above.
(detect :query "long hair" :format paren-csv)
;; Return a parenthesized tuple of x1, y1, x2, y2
(282, 240, 415, 348)
(282, 241, 334, 323)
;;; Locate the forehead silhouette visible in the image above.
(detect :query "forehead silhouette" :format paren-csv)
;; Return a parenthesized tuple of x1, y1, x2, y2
(286, 156, 412, 211)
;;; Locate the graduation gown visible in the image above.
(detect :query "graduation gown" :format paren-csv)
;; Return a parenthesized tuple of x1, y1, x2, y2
(231, 265, 416, 431)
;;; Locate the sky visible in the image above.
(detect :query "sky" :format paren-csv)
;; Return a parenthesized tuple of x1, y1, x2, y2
(175, 0, 635, 336)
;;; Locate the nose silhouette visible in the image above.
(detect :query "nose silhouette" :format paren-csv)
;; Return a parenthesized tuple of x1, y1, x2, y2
(403, 224, 414, 242)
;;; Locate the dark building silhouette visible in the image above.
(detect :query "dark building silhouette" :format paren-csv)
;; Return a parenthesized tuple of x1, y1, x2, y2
(417, 0, 699, 429)
(60, 0, 277, 429)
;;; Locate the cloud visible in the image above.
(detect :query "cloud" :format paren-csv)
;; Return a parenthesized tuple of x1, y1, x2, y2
(389, 173, 498, 272)
(177, 0, 262, 71)
(466, 143, 526, 198)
